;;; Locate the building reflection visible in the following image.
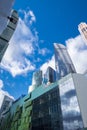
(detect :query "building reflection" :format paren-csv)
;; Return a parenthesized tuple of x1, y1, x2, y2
(59, 75, 84, 130)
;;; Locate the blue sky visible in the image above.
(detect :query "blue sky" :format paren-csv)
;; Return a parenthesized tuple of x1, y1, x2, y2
(0, 0, 87, 99)
(14, 0, 87, 43)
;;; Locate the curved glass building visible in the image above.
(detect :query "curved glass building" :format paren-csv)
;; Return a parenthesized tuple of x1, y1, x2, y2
(54, 43, 76, 80)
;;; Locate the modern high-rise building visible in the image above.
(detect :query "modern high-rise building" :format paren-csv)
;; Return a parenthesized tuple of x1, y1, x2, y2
(59, 73, 87, 130)
(0, 10, 18, 62)
(29, 70, 42, 93)
(43, 66, 56, 84)
(0, 80, 63, 130)
(0, 0, 14, 34)
(78, 22, 87, 45)
(54, 43, 76, 80)
(0, 33, 87, 130)
(1, 73, 87, 130)
(32, 70, 42, 87)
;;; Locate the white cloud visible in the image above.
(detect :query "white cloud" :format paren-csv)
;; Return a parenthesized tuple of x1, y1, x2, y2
(66, 35, 87, 74)
(19, 9, 36, 25)
(38, 48, 50, 56)
(40, 55, 55, 75)
(29, 10, 36, 24)
(20, 41, 34, 55)
(0, 10, 38, 77)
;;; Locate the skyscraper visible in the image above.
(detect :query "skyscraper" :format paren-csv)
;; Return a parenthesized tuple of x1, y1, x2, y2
(78, 22, 87, 45)
(54, 43, 76, 80)
(59, 73, 87, 130)
(0, 0, 14, 34)
(1, 73, 87, 130)
(0, 80, 63, 130)
(43, 66, 56, 84)
(29, 70, 42, 93)
(0, 10, 19, 62)
(32, 70, 42, 87)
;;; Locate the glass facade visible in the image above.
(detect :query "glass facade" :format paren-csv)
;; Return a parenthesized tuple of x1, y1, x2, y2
(32, 87, 63, 130)
(0, 0, 14, 34)
(43, 66, 56, 84)
(0, 94, 32, 130)
(32, 70, 42, 88)
(0, 95, 13, 118)
(0, 10, 18, 62)
(0, 39, 8, 62)
(59, 76, 84, 130)
(54, 43, 76, 80)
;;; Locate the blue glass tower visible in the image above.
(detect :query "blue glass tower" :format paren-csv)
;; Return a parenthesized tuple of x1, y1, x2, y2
(54, 43, 76, 80)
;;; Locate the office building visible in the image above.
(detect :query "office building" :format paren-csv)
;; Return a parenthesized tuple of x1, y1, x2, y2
(43, 66, 56, 84)
(0, 0, 14, 34)
(0, 37, 87, 130)
(32, 70, 42, 87)
(0, 91, 14, 119)
(54, 43, 76, 80)
(0, 10, 18, 62)
(78, 22, 87, 45)
(1, 72, 87, 130)
(59, 73, 87, 130)
(29, 70, 42, 93)
(0, 81, 63, 130)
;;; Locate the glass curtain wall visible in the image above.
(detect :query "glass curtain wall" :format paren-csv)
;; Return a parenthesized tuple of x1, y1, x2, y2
(54, 43, 76, 80)
(59, 77, 84, 130)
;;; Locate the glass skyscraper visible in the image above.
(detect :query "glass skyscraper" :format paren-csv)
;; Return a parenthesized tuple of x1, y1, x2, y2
(0, 0, 14, 34)
(32, 70, 42, 87)
(0, 10, 18, 62)
(43, 66, 56, 84)
(0, 80, 63, 130)
(1, 73, 87, 130)
(58, 73, 86, 130)
(29, 70, 43, 92)
(54, 43, 76, 80)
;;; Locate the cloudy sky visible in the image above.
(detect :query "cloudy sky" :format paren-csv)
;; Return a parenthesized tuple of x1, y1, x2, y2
(0, 0, 87, 99)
